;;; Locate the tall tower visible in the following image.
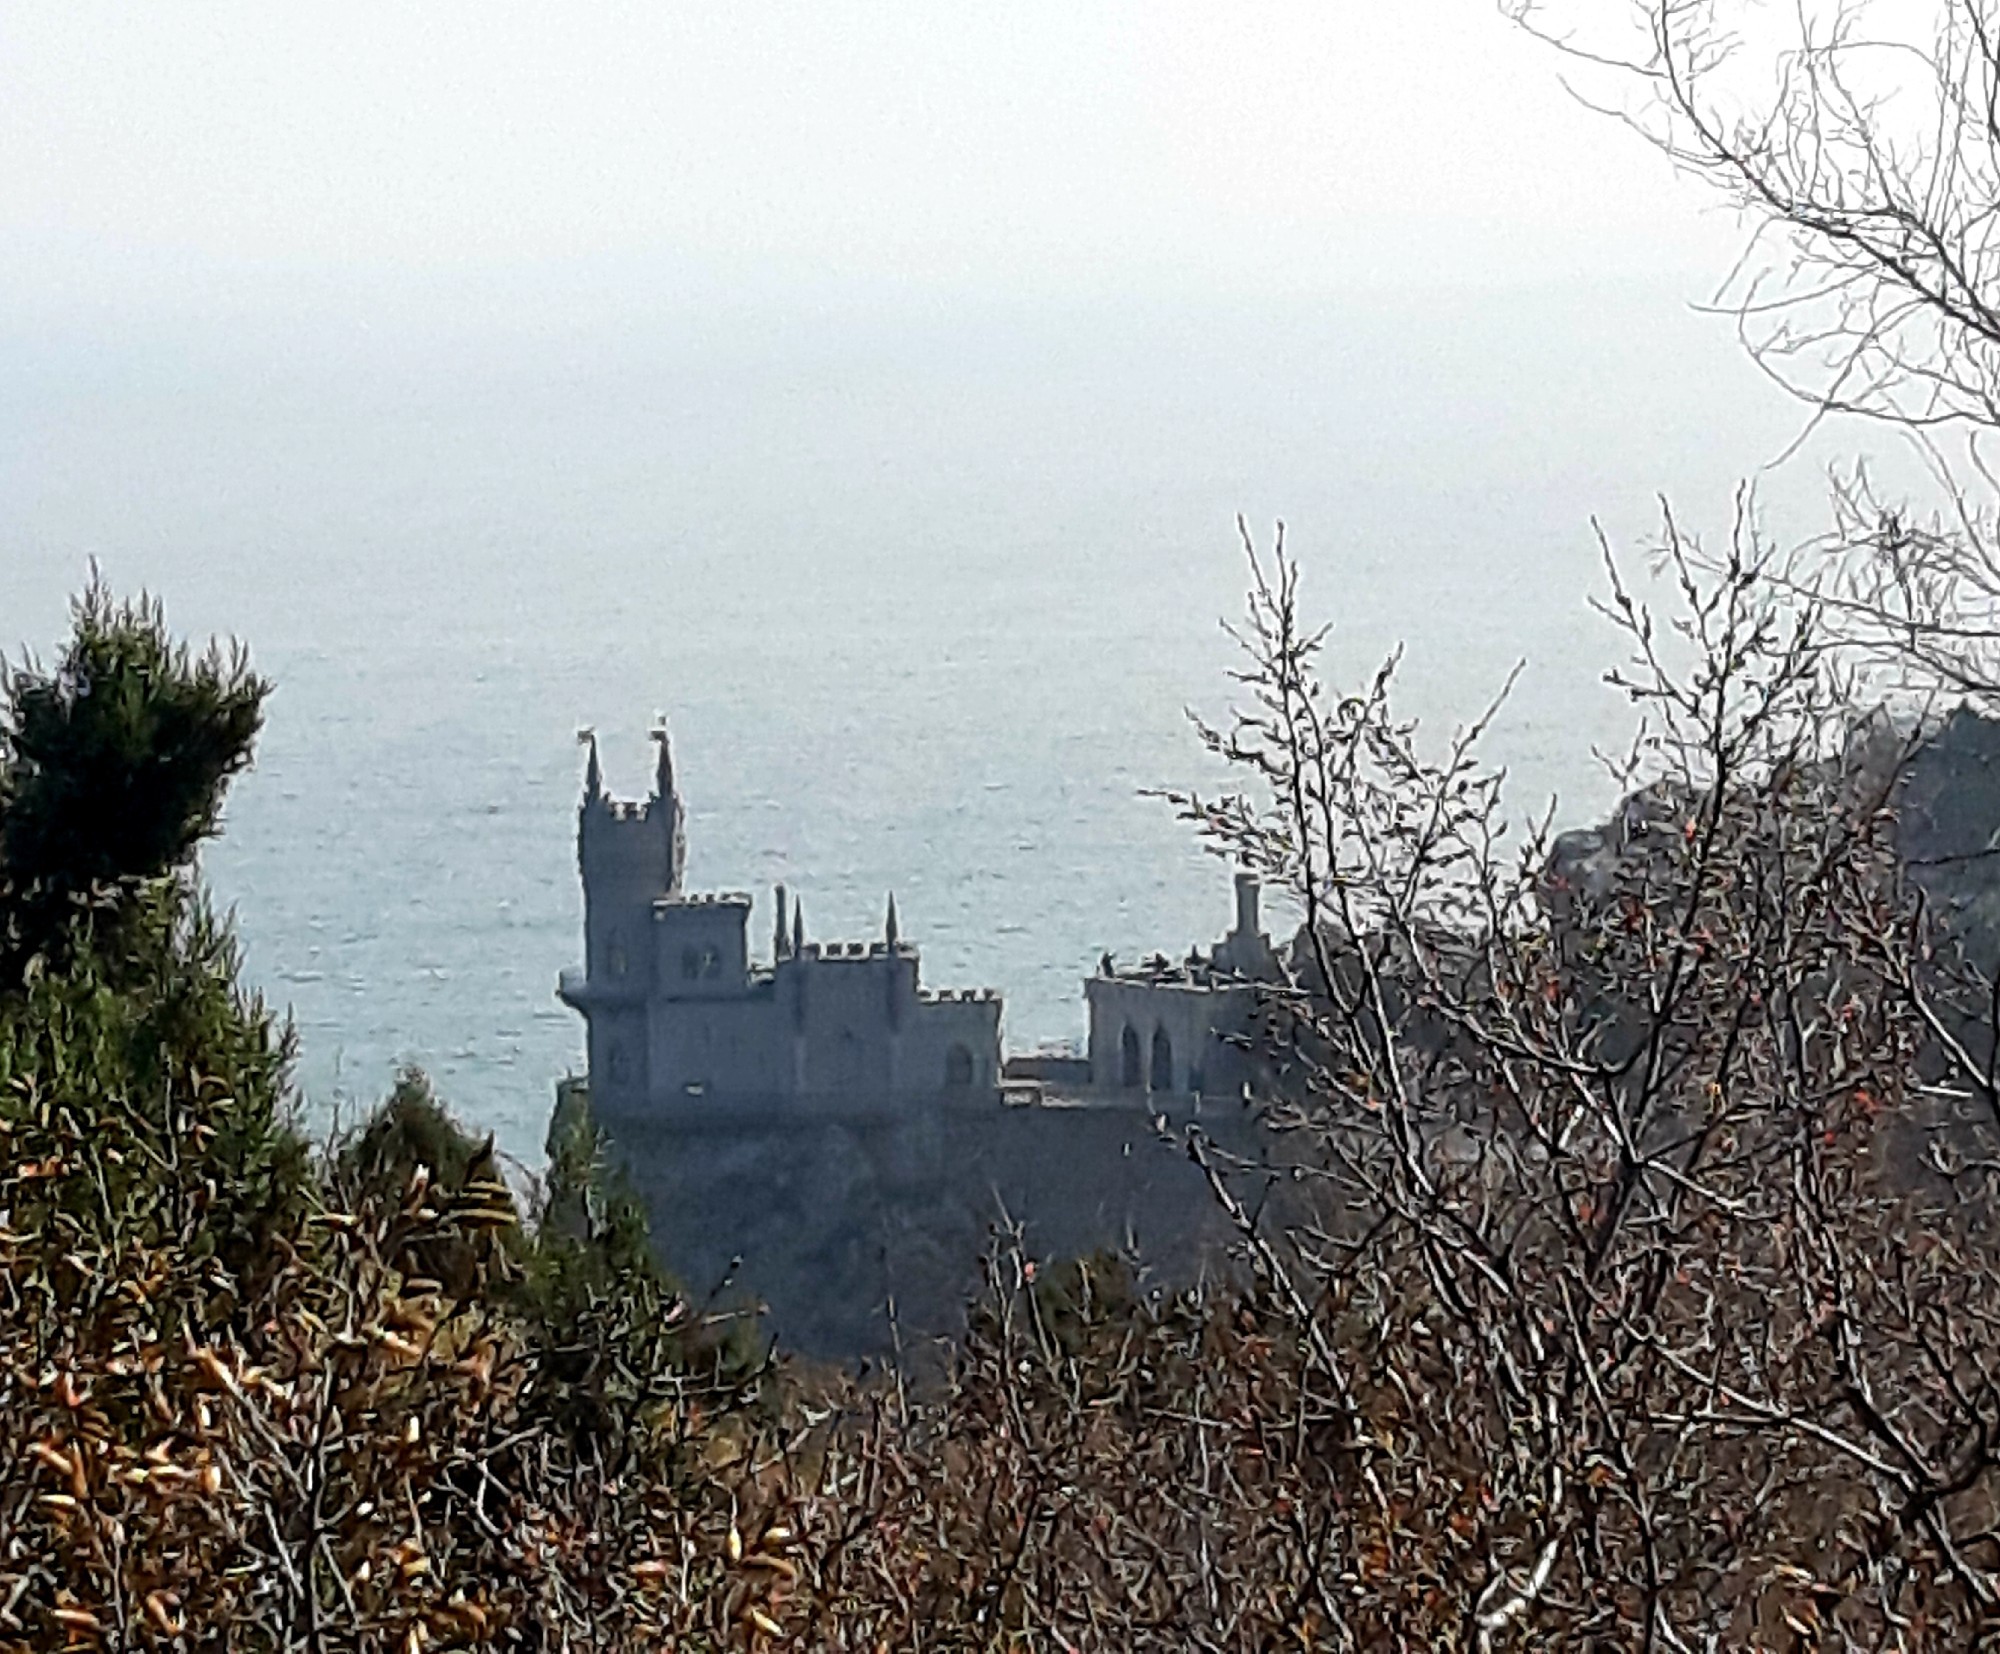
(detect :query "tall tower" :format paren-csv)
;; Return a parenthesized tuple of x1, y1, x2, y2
(571, 726, 688, 1109)
(578, 726, 688, 984)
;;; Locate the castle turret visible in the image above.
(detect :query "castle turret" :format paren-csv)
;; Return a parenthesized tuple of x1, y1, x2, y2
(1234, 872, 1260, 941)
(653, 891, 752, 999)
(649, 722, 688, 893)
(568, 732, 692, 1109)
(579, 737, 686, 988)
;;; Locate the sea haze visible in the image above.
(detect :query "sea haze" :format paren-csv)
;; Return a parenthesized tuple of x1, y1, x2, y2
(2, 280, 1830, 1166)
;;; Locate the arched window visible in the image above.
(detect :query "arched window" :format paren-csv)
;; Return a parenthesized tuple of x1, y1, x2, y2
(1120, 1024, 1142, 1089)
(1150, 1026, 1173, 1093)
(945, 1042, 975, 1087)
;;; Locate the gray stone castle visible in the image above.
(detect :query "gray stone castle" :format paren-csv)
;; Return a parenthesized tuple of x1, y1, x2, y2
(557, 725, 1279, 1359)
(561, 724, 1278, 1118)
(558, 726, 1002, 1116)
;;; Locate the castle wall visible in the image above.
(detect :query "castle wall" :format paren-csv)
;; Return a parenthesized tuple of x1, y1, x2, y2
(647, 988, 790, 1100)
(905, 991, 1002, 1093)
(1086, 976, 1250, 1095)
(651, 895, 752, 998)
(776, 949, 894, 1097)
(624, 941, 1002, 1107)
(587, 1003, 651, 1113)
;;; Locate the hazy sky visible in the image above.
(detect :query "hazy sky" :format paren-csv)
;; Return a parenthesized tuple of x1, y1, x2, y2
(2, 2, 1740, 331)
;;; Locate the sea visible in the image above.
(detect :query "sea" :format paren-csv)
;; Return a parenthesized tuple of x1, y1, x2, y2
(1, 278, 1853, 1169)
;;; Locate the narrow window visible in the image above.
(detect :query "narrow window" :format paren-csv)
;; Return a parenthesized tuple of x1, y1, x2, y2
(1150, 1027, 1173, 1093)
(1120, 1024, 1142, 1089)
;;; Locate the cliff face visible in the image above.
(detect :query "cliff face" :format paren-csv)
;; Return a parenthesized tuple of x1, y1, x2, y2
(589, 1086, 1269, 1362)
(1543, 707, 2000, 954)
(1893, 706, 2000, 969)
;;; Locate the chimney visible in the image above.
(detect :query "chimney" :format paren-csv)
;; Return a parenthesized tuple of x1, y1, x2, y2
(1234, 871, 1261, 939)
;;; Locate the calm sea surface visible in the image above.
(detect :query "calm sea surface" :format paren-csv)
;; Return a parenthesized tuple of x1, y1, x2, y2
(1, 283, 1837, 1167)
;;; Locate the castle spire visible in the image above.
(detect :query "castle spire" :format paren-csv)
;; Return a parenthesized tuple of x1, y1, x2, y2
(774, 883, 790, 960)
(885, 892, 900, 950)
(792, 895, 804, 957)
(579, 727, 602, 801)
(649, 718, 675, 803)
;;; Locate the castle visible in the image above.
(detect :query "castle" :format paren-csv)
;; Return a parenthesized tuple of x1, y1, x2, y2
(559, 724, 1278, 1117)
(557, 727, 1002, 1116)
(556, 726, 1280, 1358)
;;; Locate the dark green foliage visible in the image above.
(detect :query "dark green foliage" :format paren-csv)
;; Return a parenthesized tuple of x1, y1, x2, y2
(522, 1083, 769, 1463)
(333, 1066, 527, 1297)
(0, 889, 310, 1288)
(0, 583, 308, 1305)
(0, 578, 266, 984)
(1014, 1250, 1147, 1366)
(344, 1067, 498, 1202)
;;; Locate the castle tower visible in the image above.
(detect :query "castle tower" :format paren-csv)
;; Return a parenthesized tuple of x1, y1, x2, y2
(570, 728, 692, 1108)
(1218, 869, 1274, 979)
(579, 731, 687, 987)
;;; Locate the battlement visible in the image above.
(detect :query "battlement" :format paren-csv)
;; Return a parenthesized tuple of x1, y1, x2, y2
(795, 939, 907, 962)
(657, 892, 753, 910)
